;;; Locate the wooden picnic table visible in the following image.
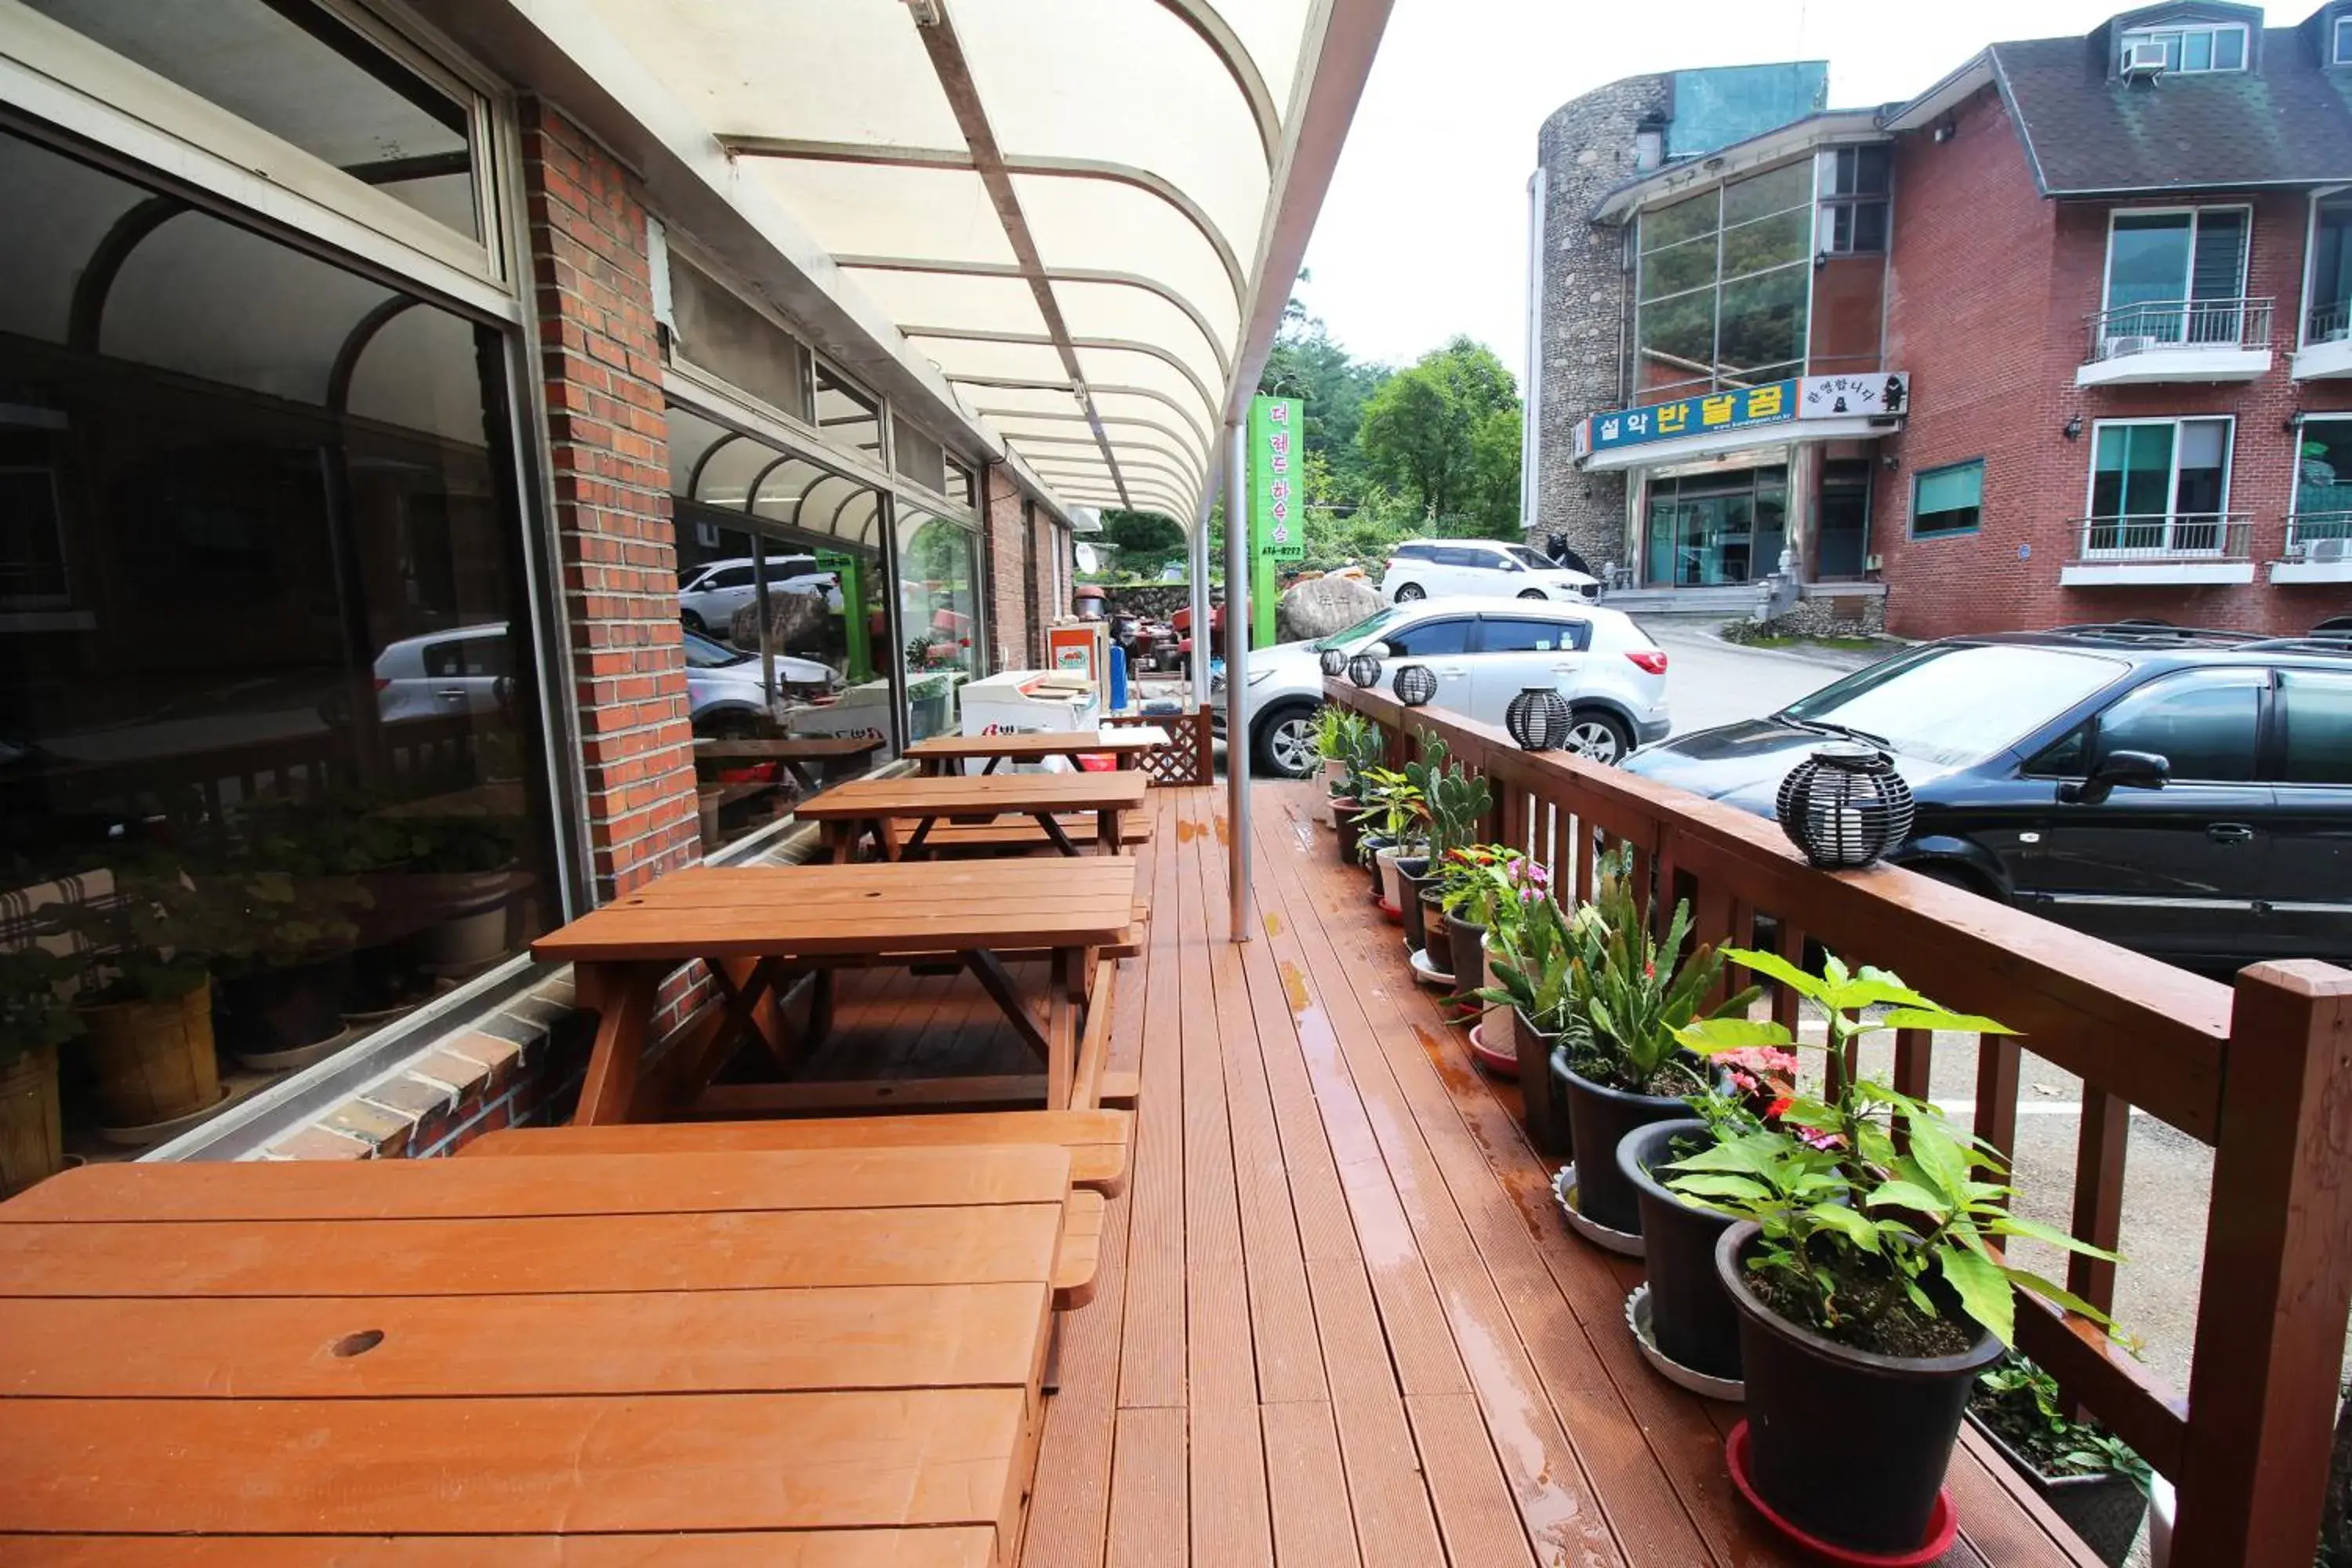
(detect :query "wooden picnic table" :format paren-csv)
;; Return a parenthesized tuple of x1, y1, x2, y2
(794, 771, 1149, 862)
(532, 858, 1138, 1121)
(906, 727, 1168, 775)
(0, 1145, 1076, 1566)
(694, 733, 884, 790)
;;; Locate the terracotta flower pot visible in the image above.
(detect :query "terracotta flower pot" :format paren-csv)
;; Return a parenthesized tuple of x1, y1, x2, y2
(0, 1044, 63, 1196)
(78, 981, 219, 1126)
(1719, 1221, 2003, 1556)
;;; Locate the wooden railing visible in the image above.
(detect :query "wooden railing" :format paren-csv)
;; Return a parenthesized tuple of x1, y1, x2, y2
(1330, 680, 2352, 1568)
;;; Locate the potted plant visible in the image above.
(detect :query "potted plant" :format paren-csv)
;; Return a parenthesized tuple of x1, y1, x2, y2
(1392, 736, 1454, 955)
(1552, 845, 1758, 1240)
(1475, 892, 1580, 1155)
(1311, 706, 1357, 800)
(1355, 766, 1425, 920)
(1438, 845, 1526, 1057)
(1615, 1050, 1798, 1386)
(1967, 1354, 2150, 1566)
(58, 855, 228, 1129)
(0, 946, 79, 1195)
(1413, 761, 1490, 979)
(1669, 950, 2120, 1558)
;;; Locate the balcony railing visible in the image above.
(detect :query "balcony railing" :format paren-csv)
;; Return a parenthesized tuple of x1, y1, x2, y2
(2083, 296, 2273, 361)
(2067, 513, 2252, 562)
(1327, 678, 2352, 1567)
(2307, 300, 2352, 346)
(2286, 510, 2352, 560)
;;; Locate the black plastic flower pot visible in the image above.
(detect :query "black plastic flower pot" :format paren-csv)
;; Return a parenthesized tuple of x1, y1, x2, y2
(1396, 857, 1433, 954)
(216, 953, 353, 1055)
(1443, 912, 1485, 979)
(1718, 1221, 2004, 1556)
(1512, 1008, 1569, 1156)
(1965, 1415, 2147, 1566)
(1418, 890, 1454, 975)
(1617, 1119, 1741, 1381)
(1334, 804, 1364, 865)
(1363, 837, 1393, 901)
(1555, 1052, 1691, 1235)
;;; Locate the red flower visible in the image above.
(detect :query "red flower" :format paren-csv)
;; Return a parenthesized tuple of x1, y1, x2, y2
(1643, 960, 1656, 979)
(1766, 1096, 1794, 1120)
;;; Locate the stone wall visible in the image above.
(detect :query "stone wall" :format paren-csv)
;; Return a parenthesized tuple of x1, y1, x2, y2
(1529, 74, 1668, 575)
(1755, 585, 1888, 639)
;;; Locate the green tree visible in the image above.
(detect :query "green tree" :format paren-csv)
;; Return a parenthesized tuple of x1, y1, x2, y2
(1356, 336, 1523, 536)
(1098, 507, 1186, 577)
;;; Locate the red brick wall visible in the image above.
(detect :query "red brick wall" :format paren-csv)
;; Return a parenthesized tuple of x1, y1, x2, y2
(1875, 86, 2352, 638)
(519, 100, 701, 900)
(984, 465, 1034, 668)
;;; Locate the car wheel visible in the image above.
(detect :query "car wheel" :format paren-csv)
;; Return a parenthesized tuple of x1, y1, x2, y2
(1392, 583, 1426, 602)
(1254, 703, 1320, 779)
(681, 609, 707, 635)
(1563, 708, 1632, 767)
(1516, 588, 1548, 601)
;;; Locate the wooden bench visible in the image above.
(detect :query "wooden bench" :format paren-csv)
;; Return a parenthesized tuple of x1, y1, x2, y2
(466, 1108, 1133, 1196)
(884, 812, 1155, 856)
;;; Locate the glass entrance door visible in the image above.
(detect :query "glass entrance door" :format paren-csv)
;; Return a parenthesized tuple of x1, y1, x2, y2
(1644, 467, 1788, 585)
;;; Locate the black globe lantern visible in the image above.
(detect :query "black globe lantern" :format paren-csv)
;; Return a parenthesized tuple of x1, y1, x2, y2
(1393, 663, 1438, 706)
(1776, 742, 1916, 868)
(1319, 646, 1349, 678)
(1347, 652, 1382, 688)
(1504, 685, 1570, 750)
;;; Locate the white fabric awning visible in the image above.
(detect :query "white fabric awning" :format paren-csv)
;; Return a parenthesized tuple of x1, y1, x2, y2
(575, 0, 1383, 529)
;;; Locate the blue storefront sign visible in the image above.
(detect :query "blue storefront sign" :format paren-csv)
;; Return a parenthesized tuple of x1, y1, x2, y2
(1587, 379, 1797, 454)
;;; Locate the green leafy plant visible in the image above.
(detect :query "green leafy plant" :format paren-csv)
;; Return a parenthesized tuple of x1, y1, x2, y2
(1420, 759, 1490, 865)
(1312, 706, 1358, 771)
(1668, 949, 2119, 1353)
(0, 946, 82, 1065)
(1472, 892, 1581, 1033)
(1437, 844, 1538, 930)
(1971, 1353, 2151, 1492)
(1352, 765, 1425, 866)
(1337, 712, 1387, 797)
(1564, 844, 1760, 1096)
(55, 854, 230, 1005)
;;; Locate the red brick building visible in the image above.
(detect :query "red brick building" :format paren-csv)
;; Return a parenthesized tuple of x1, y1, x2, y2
(1875, 1, 2352, 638)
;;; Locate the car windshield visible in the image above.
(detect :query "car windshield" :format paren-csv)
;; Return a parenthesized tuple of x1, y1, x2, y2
(681, 630, 752, 670)
(1313, 608, 1401, 652)
(1780, 644, 2128, 768)
(1503, 545, 1554, 570)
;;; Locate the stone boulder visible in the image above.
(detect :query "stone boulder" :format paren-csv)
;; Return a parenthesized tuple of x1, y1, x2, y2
(728, 584, 830, 653)
(1276, 572, 1384, 644)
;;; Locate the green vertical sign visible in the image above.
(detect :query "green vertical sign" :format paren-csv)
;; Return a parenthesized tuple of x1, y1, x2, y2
(817, 550, 873, 683)
(1248, 395, 1303, 647)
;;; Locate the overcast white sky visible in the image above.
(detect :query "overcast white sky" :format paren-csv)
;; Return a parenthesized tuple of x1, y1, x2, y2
(1295, 0, 2299, 375)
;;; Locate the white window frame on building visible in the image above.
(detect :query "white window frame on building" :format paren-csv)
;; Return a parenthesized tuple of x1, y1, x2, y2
(2285, 412, 2352, 564)
(2119, 19, 2250, 73)
(1815, 145, 1891, 257)
(2097, 205, 2255, 348)
(2079, 414, 2238, 559)
(2336, 13, 2352, 64)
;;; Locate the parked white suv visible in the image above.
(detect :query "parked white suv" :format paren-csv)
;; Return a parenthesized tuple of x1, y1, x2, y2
(1214, 597, 1669, 777)
(1381, 539, 1600, 604)
(677, 556, 844, 636)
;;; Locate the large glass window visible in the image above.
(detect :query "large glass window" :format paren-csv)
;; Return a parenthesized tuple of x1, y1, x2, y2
(2307, 198, 2352, 343)
(2092, 670, 2264, 782)
(1817, 147, 1891, 256)
(2101, 209, 2250, 343)
(897, 510, 980, 742)
(1634, 161, 1815, 400)
(20, 0, 482, 243)
(2120, 21, 2249, 74)
(1911, 460, 1984, 539)
(0, 127, 557, 1145)
(2291, 416, 2352, 558)
(2085, 418, 2232, 555)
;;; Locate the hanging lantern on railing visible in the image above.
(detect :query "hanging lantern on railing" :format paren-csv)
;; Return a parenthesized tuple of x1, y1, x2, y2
(1319, 646, 1349, 679)
(1393, 663, 1438, 706)
(1348, 652, 1383, 688)
(1504, 686, 1570, 750)
(1775, 742, 1916, 869)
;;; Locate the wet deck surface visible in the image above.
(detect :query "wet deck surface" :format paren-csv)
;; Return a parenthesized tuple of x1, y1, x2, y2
(817, 782, 2103, 1567)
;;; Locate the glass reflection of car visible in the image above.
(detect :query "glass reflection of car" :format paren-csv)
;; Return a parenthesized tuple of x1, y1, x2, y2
(680, 630, 837, 738)
(1622, 628, 2352, 971)
(677, 556, 841, 635)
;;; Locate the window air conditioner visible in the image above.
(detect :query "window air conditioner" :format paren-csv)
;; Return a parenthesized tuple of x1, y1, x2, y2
(2123, 39, 2170, 78)
(2104, 334, 2158, 358)
(2310, 537, 2350, 563)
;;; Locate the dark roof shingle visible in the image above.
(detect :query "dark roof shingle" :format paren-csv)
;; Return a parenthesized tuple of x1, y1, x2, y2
(1991, 24, 2352, 194)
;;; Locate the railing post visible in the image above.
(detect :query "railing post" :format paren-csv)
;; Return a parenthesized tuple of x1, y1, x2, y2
(2175, 961, 2352, 1566)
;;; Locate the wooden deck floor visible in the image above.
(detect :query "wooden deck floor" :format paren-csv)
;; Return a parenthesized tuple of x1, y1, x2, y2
(813, 782, 2104, 1567)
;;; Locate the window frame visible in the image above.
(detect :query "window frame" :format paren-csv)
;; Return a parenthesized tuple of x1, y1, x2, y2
(2118, 20, 2251, 74)
(2336, 14, 2352, 64)
(2277, 666, 2352, 787)
(2081, 415, 2237, 557)
(1909, 458, 1985, 540)
(2082, 666, 2270, 784)
(1633, 158, 1818, 397)
(2285, 411, 2352, 554)
(1475, 614, 1593, 655)
(1816, 144, 1893, 258)
(2299, 189, 2352, 347)
(2100, 205, 2252, 324)
(1377, 614, 1476, 659)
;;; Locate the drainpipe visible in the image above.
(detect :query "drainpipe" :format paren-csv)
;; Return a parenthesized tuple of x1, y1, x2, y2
(1222, 419, 1251, 942)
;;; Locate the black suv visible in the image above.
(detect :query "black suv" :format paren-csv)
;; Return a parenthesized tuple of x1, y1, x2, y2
(1623, 625, 2352, 971)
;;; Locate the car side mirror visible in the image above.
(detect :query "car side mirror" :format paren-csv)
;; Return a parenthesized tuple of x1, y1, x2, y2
(2060, 749, 2169, 804)
(1364, 641, 1392, 661)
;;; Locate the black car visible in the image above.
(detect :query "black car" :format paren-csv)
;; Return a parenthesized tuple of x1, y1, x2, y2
(1624, 624, 2352, 971)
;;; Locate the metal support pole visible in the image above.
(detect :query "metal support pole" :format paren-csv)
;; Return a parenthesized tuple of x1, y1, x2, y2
(751, 531, 776, 723)
(1188, 521, 1213, 703)
(1222, 421, 1250, 942)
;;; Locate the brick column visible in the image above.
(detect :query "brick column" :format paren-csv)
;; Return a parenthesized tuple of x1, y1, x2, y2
(984, 466, 1034, 669)
(518, 100, 699, 899)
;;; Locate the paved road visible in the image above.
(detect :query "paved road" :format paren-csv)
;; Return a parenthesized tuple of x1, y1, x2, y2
(1635, 615, 1871, 738)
